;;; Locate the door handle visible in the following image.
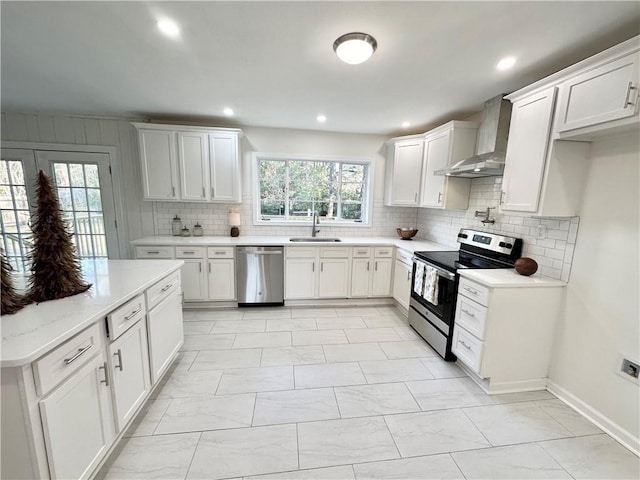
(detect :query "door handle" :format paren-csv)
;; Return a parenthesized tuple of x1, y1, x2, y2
(113, 349, 123, 371)
(624, 82, 636, 107)
(367, 261, 370, 271)
(64, 345, 93, 365)
(99, 362, 109, 386)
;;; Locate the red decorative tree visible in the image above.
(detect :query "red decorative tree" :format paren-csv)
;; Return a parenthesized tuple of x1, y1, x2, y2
(27, 170, 91, 303)
(1, 250, 30, 315)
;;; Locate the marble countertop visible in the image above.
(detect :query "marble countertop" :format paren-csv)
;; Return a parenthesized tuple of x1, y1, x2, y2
(459, 269, 567, 288)
(131, 235, 451, 254)
(1, 259, 183, 368)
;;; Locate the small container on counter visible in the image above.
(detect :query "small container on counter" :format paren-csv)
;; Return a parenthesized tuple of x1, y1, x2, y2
(181, 227, 191, 237)
(171, 215, 183, 236)
(193, 223, 204, 236)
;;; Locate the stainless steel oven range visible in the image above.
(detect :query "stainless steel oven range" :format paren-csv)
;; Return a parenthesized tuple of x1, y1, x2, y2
(409, 228, 522, 361)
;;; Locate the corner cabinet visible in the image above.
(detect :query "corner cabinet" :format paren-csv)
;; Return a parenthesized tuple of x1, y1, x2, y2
(133, 123, 242, 203)
(384, 137, 424, 206)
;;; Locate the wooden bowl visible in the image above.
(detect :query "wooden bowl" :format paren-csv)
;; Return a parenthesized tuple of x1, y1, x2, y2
(515, 257, 538, 276)
(396, 228, 418, 240)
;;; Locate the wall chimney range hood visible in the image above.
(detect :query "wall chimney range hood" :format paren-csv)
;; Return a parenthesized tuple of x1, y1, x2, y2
(435, 94, 512, 178)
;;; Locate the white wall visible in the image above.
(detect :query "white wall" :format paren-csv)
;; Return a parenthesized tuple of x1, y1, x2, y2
(548, 132, 639, 450)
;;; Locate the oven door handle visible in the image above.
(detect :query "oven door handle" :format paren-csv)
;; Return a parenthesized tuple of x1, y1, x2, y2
(412, 257, 456, 281)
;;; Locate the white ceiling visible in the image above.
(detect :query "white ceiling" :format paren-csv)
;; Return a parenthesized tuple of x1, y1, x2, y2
(1, 1, 639, 136)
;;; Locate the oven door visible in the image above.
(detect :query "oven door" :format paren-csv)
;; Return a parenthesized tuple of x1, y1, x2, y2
(410, 257, 457, 329)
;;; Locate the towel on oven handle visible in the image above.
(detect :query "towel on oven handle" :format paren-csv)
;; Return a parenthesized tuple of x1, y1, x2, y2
(423, 266, 439, 306)
(413, 262, 425, 295)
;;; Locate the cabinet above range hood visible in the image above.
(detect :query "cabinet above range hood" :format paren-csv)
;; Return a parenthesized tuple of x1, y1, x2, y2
(435, 94, 512, 178)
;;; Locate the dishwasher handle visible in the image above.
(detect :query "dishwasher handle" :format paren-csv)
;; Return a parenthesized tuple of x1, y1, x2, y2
(237, 246, 283, 255)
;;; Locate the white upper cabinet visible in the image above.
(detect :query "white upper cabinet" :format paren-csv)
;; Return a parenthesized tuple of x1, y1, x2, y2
(555, 50, 639, 135)
(133, 123, 242, 203)
(384, 138, 424, 206)
(419, 121, 477, 209)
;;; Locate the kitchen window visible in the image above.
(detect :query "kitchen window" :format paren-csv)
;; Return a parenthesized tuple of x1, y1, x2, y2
(255, 154, 372, 224)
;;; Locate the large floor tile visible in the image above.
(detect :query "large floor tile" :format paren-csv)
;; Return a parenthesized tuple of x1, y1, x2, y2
(463, 402, 573, 446)
(323, 343, 387, 362)
(363, 317, 408, 329)
(233, 331, 292, 348)
(359, 358, 435, 383)
(291, 307, 337, 318)
(452, 443, 571, 479)
(375, 306, 406, 319)
(298, 417, 400, 469)
(535, 399, 602, 435)
(154, 369, 223, 398)
(353, 454, 464, 479)
(379, 340, 437, 359)
(295, 362, 367, 389)
(190, 348, 262, 370)
(211, 319, 267, 333)
(316, 317, 367, 330)
(385, 409, 490, 457)
(261, 345, 326, 367)
(540, 434, 640, 480)
(241, 308, 292, 319)
(248, 466, 354, 480)
(420, 357, 466, 378)
(181, 333, 236, 351)
(186, 424, 298, 479)
(104, 432, 200, 479)
(124, 398, 171, 437)
(171, 351, 198, 371)
(267, 318, 318, 331)
(183, 309, 244, 321)
(490, 389, 556, 404)
(253, 388, 340, 426)
(336, 307, 385, 317)
(406, 377, 495, 411)
(293, 329, 349, 346)
(183, 321, 215, 335)
(393, 327, 422, 341)
(344, 328, 401, 344)
(334, 383, 420, 418)
(217, 366, 294, 394)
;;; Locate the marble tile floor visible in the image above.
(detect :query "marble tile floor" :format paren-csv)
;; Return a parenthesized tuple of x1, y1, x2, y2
(97, 306, 639, 480)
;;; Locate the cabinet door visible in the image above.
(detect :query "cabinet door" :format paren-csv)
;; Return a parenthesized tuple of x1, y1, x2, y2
(39, 354, 114, 480)
(208, 259, 236, 300)
(209, 133, 240, 202)
(109, 321, 151, 432)
(181, 260, 208, 301)
(318, 258, 349, 298)
(420, 131, 450, 208)
(285, 258, 316, 299)
(138, 129, 179, 200)
(371, 258, 393, 297)
(147, 292, 184, 384)
(350, 257, 371, 297)
(502, 87, 557, 212)
(392, 260, 412, 310)
(556, 52, 639, 133)
(390, 140, 423, 206)
(177, 132, 208, 201)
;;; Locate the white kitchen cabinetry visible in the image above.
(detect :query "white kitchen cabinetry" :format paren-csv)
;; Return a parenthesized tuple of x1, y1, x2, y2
(207, 247, 236, 301)
(146, 283, 183, 385)
(133, 123, 242, 203)
(176, 247, 207, 301)
(392, 249, 413, 312)
(349, 247, 392, 298)
(285, 256, 317, 299)
(419, 121, 478, 209)
(318, 248, 350, 298)
(285, 247, 350, 300)
(452, 274, 564, 394)
(384, 138, 424, 206)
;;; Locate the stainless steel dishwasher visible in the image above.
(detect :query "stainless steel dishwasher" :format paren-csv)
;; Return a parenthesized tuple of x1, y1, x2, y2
(236, 246, 284, 306)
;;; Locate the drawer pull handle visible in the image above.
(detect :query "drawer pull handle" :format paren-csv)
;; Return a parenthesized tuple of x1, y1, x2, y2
(375, 261, 378, 271)
(99, 362, 109, 386)
(407, 271, 410, 280)
(64, 344, 93, 365)
(460, 340, 472, 350)
(161, 283, 173, 292)
(147, 251, 160, 254)
(183, 251, 196, 254)
(462, 309, 475, 318)
(114, 349, 123, 371)
(124, 307, 142, 321)
(357, 251, 367, 254)
(463, 286, 479, 295)
(213, 251, 226, 255)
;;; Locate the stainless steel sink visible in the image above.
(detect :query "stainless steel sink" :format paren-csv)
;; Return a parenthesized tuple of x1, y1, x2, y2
(289, 238, 342, 242)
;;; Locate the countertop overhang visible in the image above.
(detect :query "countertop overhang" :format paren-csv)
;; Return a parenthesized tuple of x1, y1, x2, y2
(458, 268, 567, 288)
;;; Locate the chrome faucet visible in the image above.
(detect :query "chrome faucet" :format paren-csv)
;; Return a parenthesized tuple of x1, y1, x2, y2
(311, 212, 320, 237)
(475, 207, 496, 225)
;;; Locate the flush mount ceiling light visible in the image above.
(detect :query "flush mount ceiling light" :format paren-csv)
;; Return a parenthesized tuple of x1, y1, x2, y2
(316, 114, 327, 123)
(496, 56, 516, 71)
(157, 19, 180, 38)
(402, 121, 411, 128)
(223, 107, 234, 116)
(333, 32, 377, 65)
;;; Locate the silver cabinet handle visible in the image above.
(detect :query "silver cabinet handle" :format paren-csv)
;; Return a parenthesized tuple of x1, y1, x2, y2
(437, 192, 442, 203)
(461, 309, 475, 318)
(624, 82, 636, 107)
(161, 283, 173, 292)
(113, 349, 123, 371)
(64, 344, 93, 365)
(199, 263, 202, 273)
(124, 307, 141, 321)
(312, 262, 315, 272)
(367, 261, 370, 271)
(202, 187, 206, 197)
(211, 188, 215, 198)
(99, 362, 109, 386)
(356, 250, 367, 254)
(209, 262, 211, 273)
(414, 192, 418, 202)
(463, 286, 479, 295)
(171, 186, 175, 197)
(375, 261, 378, 271)
(147, 251, 160, 254)
(406, 271, 411, 280)
(183, 251, 196, 254)
(460, 340, 472, 350)
(500, 191, 505, 205)
(213, 251, 226, 255)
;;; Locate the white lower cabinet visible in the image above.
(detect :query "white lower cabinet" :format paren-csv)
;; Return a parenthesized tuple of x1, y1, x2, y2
(180, 259, 207, 301)
(284, 256, 317, 299)
(147, 289, 184, 384)
(371, 258, 392, 296)
(285, 247, 350, 299)
(392, 255, 412, 311)
(349, 247, 393, 298)
(208, 259, 236, 300)
(318, 258, 350, 298)
(350, 257, 371, 297)
(39, 353, 115, 480)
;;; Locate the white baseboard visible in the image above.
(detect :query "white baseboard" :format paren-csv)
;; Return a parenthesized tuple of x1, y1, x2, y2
(457, 362, 548, 394)
(547, 380, 640, 457)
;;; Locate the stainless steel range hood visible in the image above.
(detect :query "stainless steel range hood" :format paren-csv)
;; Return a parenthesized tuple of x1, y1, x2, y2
(435, 95, 512, 178)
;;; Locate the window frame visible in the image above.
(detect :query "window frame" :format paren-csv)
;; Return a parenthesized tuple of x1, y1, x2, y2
(252, 152, 374, 226)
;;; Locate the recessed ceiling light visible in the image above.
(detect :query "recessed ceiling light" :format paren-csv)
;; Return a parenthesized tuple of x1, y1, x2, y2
(402, 121, 411, 128)
(333, 32, 377, 65)
(496, 56, 516, 71)
(316, 114, 327, 123)
(223, 107, 234, 116)
(157, 19, 180, 38)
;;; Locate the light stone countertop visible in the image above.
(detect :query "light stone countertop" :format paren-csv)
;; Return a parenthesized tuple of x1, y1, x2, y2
(459, 269, 567, 288)
(131, 235, 451, 255)
(1, 259, 183, 368)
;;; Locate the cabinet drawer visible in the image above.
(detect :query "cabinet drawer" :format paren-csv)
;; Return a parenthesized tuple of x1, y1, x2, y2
(176, 246, 205, 258)
(107, 294, 146, 341)
(352, 247, 372, 258)
(452, 325, 483, 374)
(396, 249, 412, 266)
(135, 246, 174, 259)
(146, 270, 181, 311)
(458, 277, 490, 306)
(286, 247, 317, 258)
(374, 247, 394, 258)
(207, 246, 234, 258)
(455, 296, 488, 339)
(320, 247, 350, 258)
(33, 323, 104, 396)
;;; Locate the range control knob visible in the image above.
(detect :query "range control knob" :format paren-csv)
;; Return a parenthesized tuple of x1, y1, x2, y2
(499, 241, 513, 249)
(458, 233, 468, 239)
